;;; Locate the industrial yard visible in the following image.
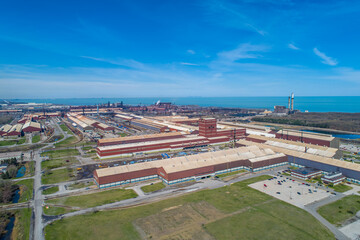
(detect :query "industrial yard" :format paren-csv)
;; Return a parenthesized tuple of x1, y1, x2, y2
(1, 100, 360, 240)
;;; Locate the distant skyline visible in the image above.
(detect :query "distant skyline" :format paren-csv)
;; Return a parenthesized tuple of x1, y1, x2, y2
(1, 0, 360, 98)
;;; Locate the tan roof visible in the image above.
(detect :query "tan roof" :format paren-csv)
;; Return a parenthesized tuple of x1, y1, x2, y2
(238, 139, 360, 172)
(97, 123, 112, 129)
(98, 136, 207, 151)
(22, 121, 41, 129)
(247, 134, 338, 158)
(98, 132, 183, 144)
(68, 116, 89, 129)
(276, 129, 335, 141)
(96, 145, 282, 177)
(9, 124, 23, 133)
(0, 124, 12, 132)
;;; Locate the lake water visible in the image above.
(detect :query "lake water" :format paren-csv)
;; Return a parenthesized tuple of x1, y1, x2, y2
(15, 166, 26, 178)
(8, 96, 360, 113)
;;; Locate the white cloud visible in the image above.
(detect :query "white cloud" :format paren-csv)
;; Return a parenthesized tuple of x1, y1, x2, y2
(313, 48, 338, 66)
(180, 62, 199, 66)
(187, 49, 196, 54)
(217, 43, 269, 63)
(288, 43, 300, 50)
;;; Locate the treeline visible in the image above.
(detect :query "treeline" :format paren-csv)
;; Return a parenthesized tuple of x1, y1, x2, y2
(0, 114, 14, 125)
(252, 117, 330, 128)
(252, 112, 360, 132)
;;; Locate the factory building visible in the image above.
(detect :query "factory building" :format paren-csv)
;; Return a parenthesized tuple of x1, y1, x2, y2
(97, 132, 184, 147)
(0, 124, 12, 136)
(321, 172, 346, 185)
(131, 118, 169, 132)
(22, 121, 42, 133)
(96, 118, 246, 159)
(93, 146, 288, 188)
(93, 122, 115, 132)
(275, 129, 339, 148)
(290, 168, 322, 180)
(238, 139, 360, 184)
(6, 124, 23, 137)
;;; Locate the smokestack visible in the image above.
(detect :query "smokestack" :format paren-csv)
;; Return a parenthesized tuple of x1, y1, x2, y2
(291, 92, 294, 110)
(97, 104, 99, 115)
(288, 96, 291, 109)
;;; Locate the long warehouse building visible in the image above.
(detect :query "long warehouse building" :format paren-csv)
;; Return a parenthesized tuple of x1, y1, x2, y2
(94, 145, 288, 188)
(96, 118, 246, 159)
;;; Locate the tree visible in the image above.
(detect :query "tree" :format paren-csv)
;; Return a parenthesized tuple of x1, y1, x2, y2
(7, 165, 18, 178)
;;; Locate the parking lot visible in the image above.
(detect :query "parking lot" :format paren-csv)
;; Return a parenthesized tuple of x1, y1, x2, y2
(249, 175, 333, 208)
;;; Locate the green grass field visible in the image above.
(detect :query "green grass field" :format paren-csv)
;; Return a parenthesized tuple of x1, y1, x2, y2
(318, 195, 360, 226)
(216, 169, 248, 178)
(44, 206, 74, 216)
(59, 124, 73, 135)
(12, 208, 32, 240)
(0, 139, 17, 146)
(42, 168, 76, 185)
(32, 135, 41, 143)
(331, 184, 353, 193)
(41, 157, 78, 170)
(54, 136, 78, 147)
(141, 182, 165, 193)
(41, 149, 80, 159)
(44, 175, 334, 240)
(43, 186, 59, 195)
(46, 188, 137, 208)
(16, 179, 34, 203)
(17, 137, 26, 144)
(67, 181, 94, 190)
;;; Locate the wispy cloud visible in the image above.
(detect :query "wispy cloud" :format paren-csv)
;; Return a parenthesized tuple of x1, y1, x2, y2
(187, 49, 196, 54)
(288, 43, 300, 50)
(313, 48, 338, 66)
(204, 0, 266, 36)
(217, 43, 269, 62)
(180, 62, 199, 66)
(81, 56, 145, 69)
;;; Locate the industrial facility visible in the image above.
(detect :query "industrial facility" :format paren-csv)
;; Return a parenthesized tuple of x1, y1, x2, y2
(94, 145, 288, 188)
(96, 118, 246, 159)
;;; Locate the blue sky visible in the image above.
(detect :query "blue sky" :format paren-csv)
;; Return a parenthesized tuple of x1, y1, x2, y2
(1, 0, 360, 98)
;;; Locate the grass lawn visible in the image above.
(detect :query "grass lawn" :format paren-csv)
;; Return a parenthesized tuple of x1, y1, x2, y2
(43, 186, 59, 195)
(24, 161, 35, 177)
(16, 179, 34, 203)
(46, 188, 137, 208)
(318, 195, 360, 226)
(331, 184, 353, 193)
(0, 139, 17, 146)
(54, 136, 78, 147)
(68, 181, 94, 190)
(117, 132, 128, 137)
(32, 135, 41, 143)
(59, 124, 73, 135)
(42, 168, 76, 185)
(12, 208, 32, 240)
(43, 206, 75, 216)
(41, 157, 78, 170)
(216, 169, 247, 178)
(82, 146, 94, 151)
(44, 175, 334, 240)
(141, 182, 165, 193)
(41, 149, 80, 159)
(17, 137, 26, 144)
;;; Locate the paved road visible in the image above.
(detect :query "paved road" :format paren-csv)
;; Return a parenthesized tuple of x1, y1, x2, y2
(33, 149, 45, 240)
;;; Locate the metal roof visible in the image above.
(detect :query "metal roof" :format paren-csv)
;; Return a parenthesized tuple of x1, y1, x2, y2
(96, 145, 281, 177)
(276, 129, 335, 141)
(98, 136, 207, 151)
(238, 139, 360, 172)
(0, 124, 12, 132)
(98, 132, 183, 144)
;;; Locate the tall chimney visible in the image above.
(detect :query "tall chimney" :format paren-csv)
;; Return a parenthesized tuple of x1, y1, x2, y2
(291, 93, 294, 110)
(288, 96, 291, 109)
